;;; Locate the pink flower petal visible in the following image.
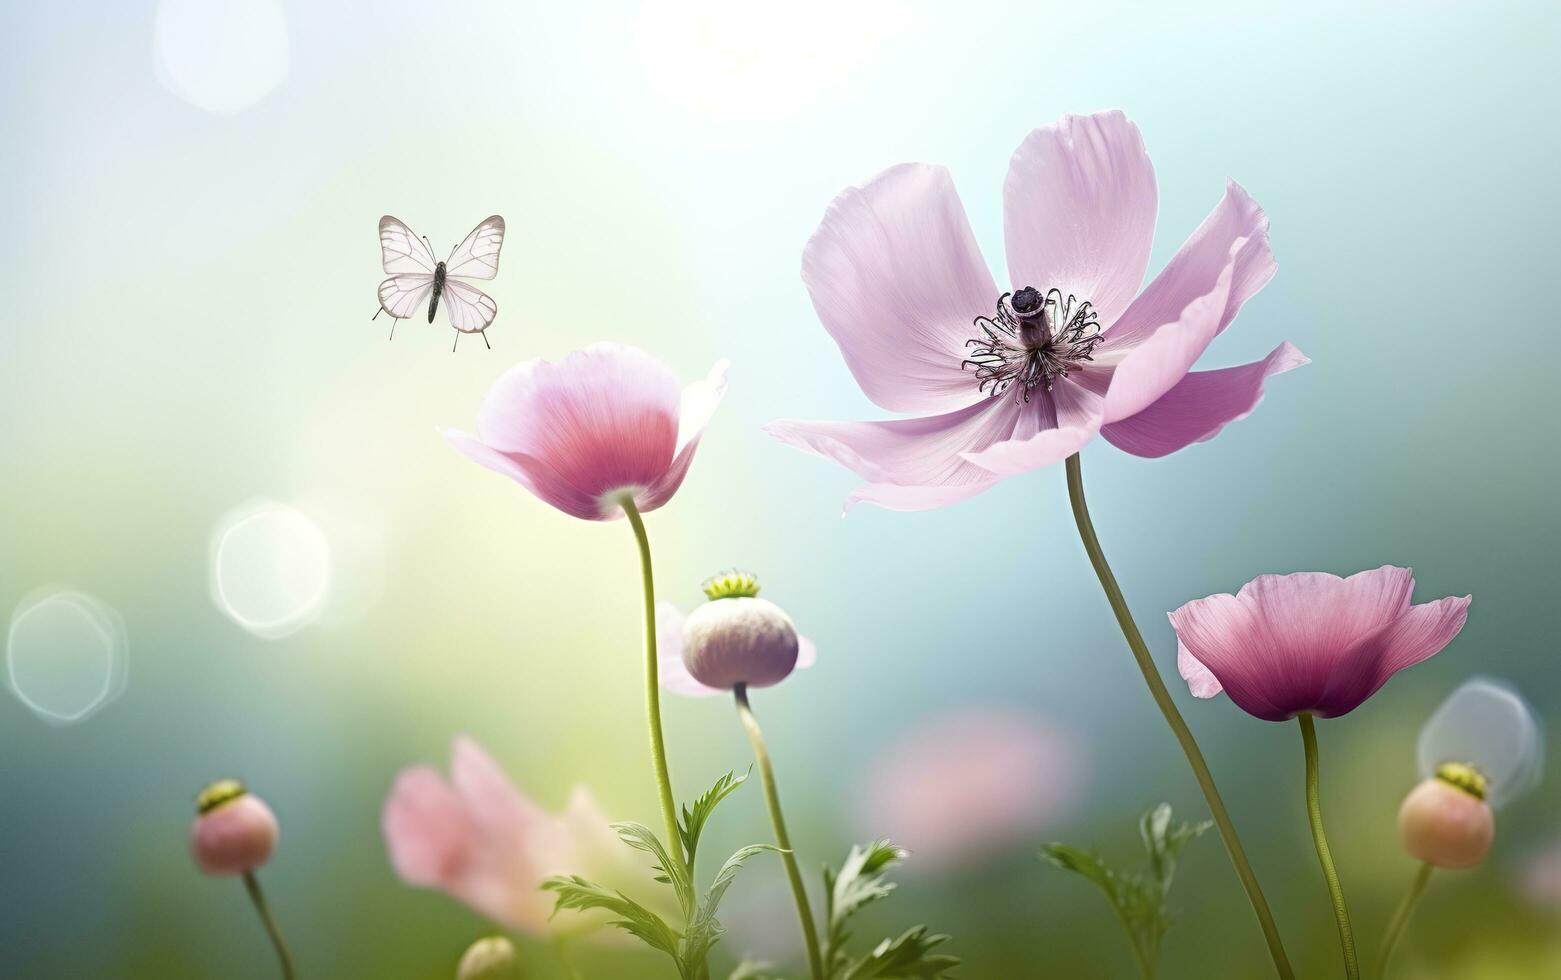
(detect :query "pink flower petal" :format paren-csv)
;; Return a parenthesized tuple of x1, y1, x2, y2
(383, 766, 478, 888)
(1315, 595, 1472, 718)
(1103, 180, 1276, 348)
(637, 359, 730, 514)
(1101, 342, 1308, 458)
(445, 429, 604, 521)
(844, 479, 1001, 512)
(803, 163, 997, 414)
(766, 396, 1020, 503)
(1170, 568, 1467, 720)
(1004, 111, 1158, 329)
(1177, 640, 1224, 699)
(857, 708, 1082, 870)
(1101, 261, 1235, 423)
(476, 344, 681, 503)
(1168, 592, 1291, 720)
(796, 635, 818, 670)
(959, 381, 1103, 476)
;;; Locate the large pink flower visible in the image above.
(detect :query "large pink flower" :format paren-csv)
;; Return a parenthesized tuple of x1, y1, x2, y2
(382, 738, 646, 935)
(766, 110, 1306, 511)
(446, 343, 728, 520)
(1170, 566, 1472, 721)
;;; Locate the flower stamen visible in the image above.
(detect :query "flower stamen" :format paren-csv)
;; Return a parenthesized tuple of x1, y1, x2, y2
(962, 286, 1102, 401)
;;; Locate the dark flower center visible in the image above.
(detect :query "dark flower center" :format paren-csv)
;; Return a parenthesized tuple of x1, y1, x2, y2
(961, 287, 1102, 401)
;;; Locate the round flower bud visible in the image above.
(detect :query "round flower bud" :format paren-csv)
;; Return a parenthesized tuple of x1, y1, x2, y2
(681, 571, 799, 691)
(1397, 766, 1495, 869)
(456, 936, 517, 979)
(189, 779, 279, 876)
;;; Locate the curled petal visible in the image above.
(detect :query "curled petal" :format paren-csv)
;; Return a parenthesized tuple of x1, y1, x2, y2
(445, 430, 604, 520)
(1101, 261, 1234, 423)
(959, 382, 1103, 476)
(1314, 595, 1471, 718)
(803, 163, 996, 414)
(1004, 111, 1158, 328)
(475, 344, 681, 501)
(637, 360, 729, 513)
(1104, 179, 1276, 348)
(1101, 342, 1307, 458)
(767, 397, 1021, 512)
(1177, 640, 1224, 699)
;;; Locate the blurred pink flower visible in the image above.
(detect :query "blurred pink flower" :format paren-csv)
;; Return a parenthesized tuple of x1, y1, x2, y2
(382, 738, 642, 935)
(1170, 566, 1471, 722)
(655, 600, 817, 697)
(767, 110, 1305, 512)
(446, 343, 728, 520)
(1523, 839, 1561, 906)
(858, 708, 1081, 869)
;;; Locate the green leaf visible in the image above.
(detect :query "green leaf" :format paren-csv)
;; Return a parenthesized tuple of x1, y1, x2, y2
(822, 841, 959, 980)
(1039, 803, 1212, 978)
(679, 769, 751, 870)
(541, 874, 682, 960)
(685, 843, 783, 969)
(1139, 803, 1212, 896)
(840, 926, 959, 979)
(827, 839, 906, 938)
(614, 821, 695, 918)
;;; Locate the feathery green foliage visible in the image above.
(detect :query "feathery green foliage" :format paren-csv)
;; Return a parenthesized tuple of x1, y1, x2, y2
(1039, 803, 1213, 979)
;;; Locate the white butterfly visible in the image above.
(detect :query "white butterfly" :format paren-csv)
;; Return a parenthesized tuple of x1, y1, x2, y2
(375, 215, 505, 349)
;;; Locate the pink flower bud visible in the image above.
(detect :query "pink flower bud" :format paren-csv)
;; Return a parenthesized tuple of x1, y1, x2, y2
(190, 779, 279, 876)
(1397, 775, 1493, 869)
(681, 572, 798, 691)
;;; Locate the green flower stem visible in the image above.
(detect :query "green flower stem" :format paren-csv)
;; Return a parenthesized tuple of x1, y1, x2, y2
(619, 496, 690, 884)
(733, 683, 825, 980)
(242, 871, 296, 980)
(554, 935, 586, 980)
(1377, 860, 1433, 976)
(1064, 454, 1294, 980)
(1298, 713, 1360, 980)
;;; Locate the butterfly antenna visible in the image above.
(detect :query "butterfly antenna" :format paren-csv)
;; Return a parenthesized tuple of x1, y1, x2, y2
(452, 331, 459, 353)
(481, 330, 491, 350)
(389, 317, 397, 342)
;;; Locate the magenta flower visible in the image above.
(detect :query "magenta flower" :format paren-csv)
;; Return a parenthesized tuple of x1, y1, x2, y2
(446, 343, 728, 520)
(1170, 566, 1471, 721)
(382, 738, 645, 935)
(766, 110, 1305, 511)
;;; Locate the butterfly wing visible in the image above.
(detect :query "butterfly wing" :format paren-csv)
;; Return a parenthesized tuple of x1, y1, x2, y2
(444, 215, 505, 280)
(379, 215, 437, 275)
(441, 279, 498, 333)
(378, 274, 434, 319)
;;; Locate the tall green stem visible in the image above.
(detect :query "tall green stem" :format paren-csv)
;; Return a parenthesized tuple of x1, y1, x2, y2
(242, 871, 296, 980)
(620, 496, 689, 883)
(1298, 713, 1360, 980)
(1377, 862, 1432, 977)
(734, 684, 825, 980)
(1064, 454, 1294, 979)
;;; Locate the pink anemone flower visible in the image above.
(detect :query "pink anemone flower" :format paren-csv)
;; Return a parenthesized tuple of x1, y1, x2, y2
(1170, 566, 1472, 722)
(382, 738, 649, 935)
(446, 343, 729, 520)
(766, 110, 1306, 512)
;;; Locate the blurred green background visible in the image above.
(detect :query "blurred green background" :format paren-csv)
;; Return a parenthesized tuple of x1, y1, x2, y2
(3, 1, 1559, 976)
